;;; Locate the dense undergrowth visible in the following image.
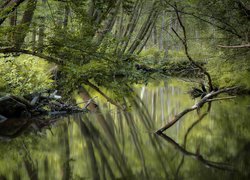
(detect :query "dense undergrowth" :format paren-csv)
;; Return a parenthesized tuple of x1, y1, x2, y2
(0, 55, 53, 95)
(1, 46, 249, 99)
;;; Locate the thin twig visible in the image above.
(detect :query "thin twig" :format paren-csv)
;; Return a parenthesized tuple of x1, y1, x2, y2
(218, 44, 250, 48)
(206, 96, 236, 102)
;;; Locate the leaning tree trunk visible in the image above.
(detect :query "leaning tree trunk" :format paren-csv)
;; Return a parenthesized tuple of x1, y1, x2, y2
(127, 1, 159, 54)
(0, 0, 25, 25)
(14, 0, 37, 49)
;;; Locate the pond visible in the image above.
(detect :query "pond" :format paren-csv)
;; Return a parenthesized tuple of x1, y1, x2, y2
(0, 80, 250, 180)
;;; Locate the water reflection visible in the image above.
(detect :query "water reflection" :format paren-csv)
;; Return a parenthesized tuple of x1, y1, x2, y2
(0, 80, 250, 179)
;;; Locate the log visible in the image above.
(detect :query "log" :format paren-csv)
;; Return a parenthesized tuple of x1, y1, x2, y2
(0, 95, 30, 118)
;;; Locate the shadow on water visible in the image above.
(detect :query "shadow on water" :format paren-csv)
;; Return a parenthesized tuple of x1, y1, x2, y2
(0, 80, 250, 179)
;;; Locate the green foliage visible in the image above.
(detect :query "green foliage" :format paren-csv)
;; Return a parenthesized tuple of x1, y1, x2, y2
(139, 47, 164, 65)
(0, 55, 53, 95)
(57, 55, 150, 100)
(207, 57, 250, 89)
(0, 0, 249, 97)
(168, 49, 186, 61)
(47, 26, 95, 65)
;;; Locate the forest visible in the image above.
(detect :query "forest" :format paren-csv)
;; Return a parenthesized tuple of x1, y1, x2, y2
(0, 0, 250, 179)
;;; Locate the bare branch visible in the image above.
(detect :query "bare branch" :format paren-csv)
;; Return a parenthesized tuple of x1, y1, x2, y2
(156, 87, 237, 133)
(173, 3, 214, 91)
(164, 1, 242, 38)
(206, 96, 236, 102)
(218, 44, 250, 48)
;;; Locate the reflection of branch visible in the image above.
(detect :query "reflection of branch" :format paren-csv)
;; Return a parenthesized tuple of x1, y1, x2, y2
(156, 87, 236, 133)
(175, 111, 209, 178)
(0, 120, 31, 139)
(157, 133, 235, 171)
(0, 117, 62, 140)
(83, 80, 123, 109)
(22, 142, 38, 180)
(183, 113, 208, 148)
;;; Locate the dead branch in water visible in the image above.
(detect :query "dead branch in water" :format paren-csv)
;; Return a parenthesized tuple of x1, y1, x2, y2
(155, 4, 239, 134)
(156, 87, 237, 133)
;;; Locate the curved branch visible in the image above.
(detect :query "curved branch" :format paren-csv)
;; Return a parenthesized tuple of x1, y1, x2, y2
(173, 4, 214, 91)
(157, 133, 236, 171)
(164, 1, 242, 38)
(0, 47, 63, 64)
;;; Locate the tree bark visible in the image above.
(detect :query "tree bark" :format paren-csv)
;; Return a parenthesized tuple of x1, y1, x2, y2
(119, 0, 143, 54)
(92, 0, 122, 46)
(128, 1, 159, 54)
(14, 0, 37, 49)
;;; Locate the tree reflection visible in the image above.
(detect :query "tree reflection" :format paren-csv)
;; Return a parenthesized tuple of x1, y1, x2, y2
(0, 82, 249, 179)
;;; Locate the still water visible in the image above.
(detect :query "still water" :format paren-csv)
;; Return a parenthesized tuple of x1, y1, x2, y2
(0, 80, 250, 180)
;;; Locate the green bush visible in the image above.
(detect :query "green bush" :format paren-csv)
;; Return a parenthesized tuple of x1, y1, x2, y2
(207, 58, 250, 89)
(0, 55, 54, 95)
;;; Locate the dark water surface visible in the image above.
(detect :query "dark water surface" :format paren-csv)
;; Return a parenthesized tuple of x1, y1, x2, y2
(0, 80, 250, 180)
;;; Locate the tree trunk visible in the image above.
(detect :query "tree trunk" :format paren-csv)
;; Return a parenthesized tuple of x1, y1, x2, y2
(14, 0, 37, 49)
(8, 9, 17, 43)
(136, 14, 158, 54)
(128, 1, 159, 54)
(119, 0, 143, 54)
(92, 0, 122, 46)
(37, 0, 46, 53)
(32, 25, 36, 52)
(63, 3, 70, 28)
(152, 25, 157, 45)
